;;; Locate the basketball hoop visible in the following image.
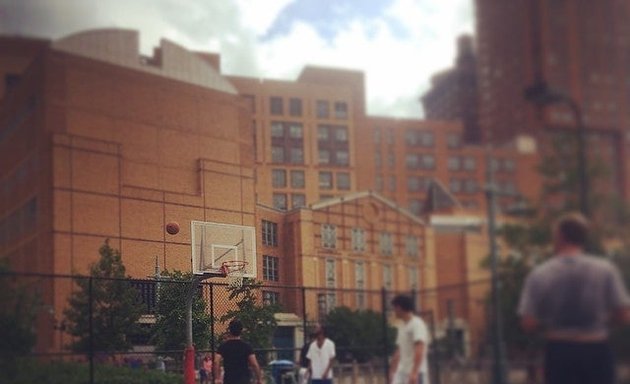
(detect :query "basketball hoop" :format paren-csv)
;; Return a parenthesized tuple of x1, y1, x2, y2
(221, 261, 248, 288)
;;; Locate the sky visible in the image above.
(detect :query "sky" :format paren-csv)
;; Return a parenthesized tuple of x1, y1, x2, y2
(0, 0, 474, 118)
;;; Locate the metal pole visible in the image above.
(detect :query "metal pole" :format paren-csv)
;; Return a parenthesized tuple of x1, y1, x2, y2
(88, 276, 94, 384)
(184, 277, 201, 384)
(210, 283, 215, 384)
(567, 99, 589, 217)
(301, 287, 307, 338)
(381, 287, 390, 382)
(485, 147, 507, 384)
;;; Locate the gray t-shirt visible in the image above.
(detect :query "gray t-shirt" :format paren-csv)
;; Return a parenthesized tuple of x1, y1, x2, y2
(518, 254, 630, 336)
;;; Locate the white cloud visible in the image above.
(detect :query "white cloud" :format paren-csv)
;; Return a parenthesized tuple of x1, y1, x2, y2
(0, 0, 474, 118)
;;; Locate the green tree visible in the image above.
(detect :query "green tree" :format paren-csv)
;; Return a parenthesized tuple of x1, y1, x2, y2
(220, 279, 279, 363)
(64, 241, 142, 352)
(0, 259, 40, 372)
(323, 306, 395, 363)
(152, 270, 212, 352)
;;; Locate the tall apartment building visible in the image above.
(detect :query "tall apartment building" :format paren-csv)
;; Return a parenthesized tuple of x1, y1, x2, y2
(228, 69, 364, 211)
(421, 35, 481, 144)
(475, 0, 630, 198)
(356, 117, 540, 215)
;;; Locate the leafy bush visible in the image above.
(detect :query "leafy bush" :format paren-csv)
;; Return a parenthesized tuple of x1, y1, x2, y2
(0, 359, 181, 384)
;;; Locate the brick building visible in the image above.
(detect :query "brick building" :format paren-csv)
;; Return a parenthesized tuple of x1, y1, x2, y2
(475, 0, 630, 199)
(421, 35, 481, 144)
(1, 29, 540, 355)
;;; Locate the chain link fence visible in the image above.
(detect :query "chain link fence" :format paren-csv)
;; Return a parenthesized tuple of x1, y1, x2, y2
(0, 270, 562, 384)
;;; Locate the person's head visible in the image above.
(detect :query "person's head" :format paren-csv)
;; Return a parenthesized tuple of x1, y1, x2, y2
(228, 319, 243, 337)
(314, 324, 327, 341)
(391, 295, 414, 319)
(553, 212, 589, 252)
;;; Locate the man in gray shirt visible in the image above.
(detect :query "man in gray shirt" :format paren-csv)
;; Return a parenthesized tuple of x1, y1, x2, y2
(518, 212, 630, 384)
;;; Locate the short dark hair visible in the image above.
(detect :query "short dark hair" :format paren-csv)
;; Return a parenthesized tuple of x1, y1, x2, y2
(228, 319, 243, 336)
(556, 212, 589, 247)
(391, 295, 414, 312)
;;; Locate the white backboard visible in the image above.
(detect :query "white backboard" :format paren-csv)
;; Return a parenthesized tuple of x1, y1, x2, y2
(191, 221, 257, 278)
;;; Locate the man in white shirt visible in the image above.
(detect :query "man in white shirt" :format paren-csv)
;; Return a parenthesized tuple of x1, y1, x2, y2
(390, 295, 430, 384)
(307, 325, 336, 384)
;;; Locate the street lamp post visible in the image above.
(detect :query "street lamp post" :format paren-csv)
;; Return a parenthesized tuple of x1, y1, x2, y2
(524, 82, 589, 217)
(485, 146, 508, 384)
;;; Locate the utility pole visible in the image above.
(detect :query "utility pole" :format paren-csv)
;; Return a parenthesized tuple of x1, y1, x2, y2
(485, 146, 508, 384)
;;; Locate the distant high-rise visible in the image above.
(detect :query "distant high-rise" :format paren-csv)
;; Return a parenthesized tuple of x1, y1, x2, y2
(475, 0, 630, 198)
(421, 35, 481, 144)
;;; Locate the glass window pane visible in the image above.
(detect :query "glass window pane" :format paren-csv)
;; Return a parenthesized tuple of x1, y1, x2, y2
(292, 193, 306, 209)
(319, 172, 333, 189)
(337, 172, 350, 190)
(273, 193, 287, 210)
(272, 169, 286, 188)
(290, 170, 305, 188)
(272, 147, 285, 163)
(317, 100, 329, 118)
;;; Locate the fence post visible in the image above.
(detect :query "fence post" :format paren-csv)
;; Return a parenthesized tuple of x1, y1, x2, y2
(88, 276, 94, 384)
(301, 287, 307, 336)
(210, 283, 215, 384)
(381, 287, 389, 383)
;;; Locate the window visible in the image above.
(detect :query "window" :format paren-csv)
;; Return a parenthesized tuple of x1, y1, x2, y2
(290, 170, 305, 188)
(289, 124, 303, 138)
(272, 169, 286, 188)
(405, 130, 434, 147)
(374, 129, 381, 143)
(273, 193, 287, 210)
(405, 236, 419, 258)
(447, 133, 461, 149)
(380, 232, 394, 256)
(336, 150, 349, 165)
(375, 152, 382, 168)
(375, 175, 384, 191)
(383, 265, 393, 290)
(292, 193, 306, 209)
(408, 267, 419, 289)
(388, 176, 396, 192)
(504, 159, 515, 172)
(290, 148, 304, 164)
(355, 262, 366, 309)
(319, 172, 333, 189)
(503, 180, 516, 194)
(449, 178, 462, 193)
(409, 200, 423, 216)
(335, 127, 348, 141)
(289, 98, 302, 117)
(321, 224, 337, 249)
(388, 153, 395, 168)
(319, 149, 331, 164)
(271, 146, 285, 163)
(463, 157, 476, 171)
(320, 194, 334, 201)
(422, 155, 436, 169)
(407, 176, 428, 193)
(351, 227, 366, 253)
(271, 122, 284, 138)
(270, 97, 283, 115)
(326, 259, 336, 287)
(317, 100, 329, 118)
(448, 156, 461, 171)
(386, 130, 394, 145)
(334, 102, 348, 119)
(263, 255, 279, 281)
(406, 154, 419, 169)
(263, 291, 280, 305)
(262, 220, 278, 247)
(337, 172, 351, 190)
(318, 126, 330, 140)
(464, 179, 478, 194)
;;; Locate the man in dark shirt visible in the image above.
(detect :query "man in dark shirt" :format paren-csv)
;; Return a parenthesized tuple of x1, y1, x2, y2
(215, 319, 262, 384)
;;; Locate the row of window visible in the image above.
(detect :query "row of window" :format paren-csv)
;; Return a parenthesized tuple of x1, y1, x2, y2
(449, 178, 480, 194)
(324, 259, 420, 291)
(319, 172, 351, 190)
(374, 128, 466, 152)
(267, 97, 349, 120)
(321, 224, 422, 257)
(273, 169, 350, 192)
(447, 156, 477, 171)
(272, 193, 305, 210)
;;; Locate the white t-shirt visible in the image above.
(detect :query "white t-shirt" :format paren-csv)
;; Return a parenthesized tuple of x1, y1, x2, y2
(306, 338, 336, 379)
(395, 316, 429, 376)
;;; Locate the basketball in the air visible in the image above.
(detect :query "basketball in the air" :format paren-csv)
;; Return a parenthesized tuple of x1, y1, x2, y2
(165, 222, 180, 235)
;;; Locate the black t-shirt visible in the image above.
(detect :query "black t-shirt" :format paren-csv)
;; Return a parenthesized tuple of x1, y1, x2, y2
(218, 339, 255, 384)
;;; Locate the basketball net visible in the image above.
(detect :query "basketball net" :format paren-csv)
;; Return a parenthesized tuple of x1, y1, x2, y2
(222, 261, 247, 288)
